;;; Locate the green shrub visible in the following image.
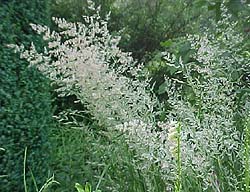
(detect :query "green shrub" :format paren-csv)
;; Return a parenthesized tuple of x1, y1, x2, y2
(0, 1, 54, 191)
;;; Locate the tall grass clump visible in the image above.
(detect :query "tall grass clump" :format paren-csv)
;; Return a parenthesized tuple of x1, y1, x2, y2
(12, 1, 250, 191)
(159, 4, 250, 191)
(12, 1, 172, 191)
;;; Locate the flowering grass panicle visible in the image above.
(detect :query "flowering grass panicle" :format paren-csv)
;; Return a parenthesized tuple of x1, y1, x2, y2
(11, 1, 250, 191)
(12, 2, 178, 190)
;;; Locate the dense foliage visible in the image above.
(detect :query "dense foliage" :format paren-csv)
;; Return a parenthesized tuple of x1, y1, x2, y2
(1, 0, 250, 191)
(0, 0, 54, 191)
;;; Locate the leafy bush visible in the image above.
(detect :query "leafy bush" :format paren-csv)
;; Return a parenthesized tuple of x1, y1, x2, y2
(112, 0, 209, 61)
(0, 1, 54, 191)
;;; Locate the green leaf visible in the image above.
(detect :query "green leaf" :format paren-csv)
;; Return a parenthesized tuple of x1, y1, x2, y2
(85, 183, 92, 192)
(158, 81, 168, 95)
(160, 40, 173, 48)
(75, 183, 85, 192)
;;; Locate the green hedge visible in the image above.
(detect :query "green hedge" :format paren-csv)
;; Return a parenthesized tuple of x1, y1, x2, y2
(0, 1, 54, 191)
